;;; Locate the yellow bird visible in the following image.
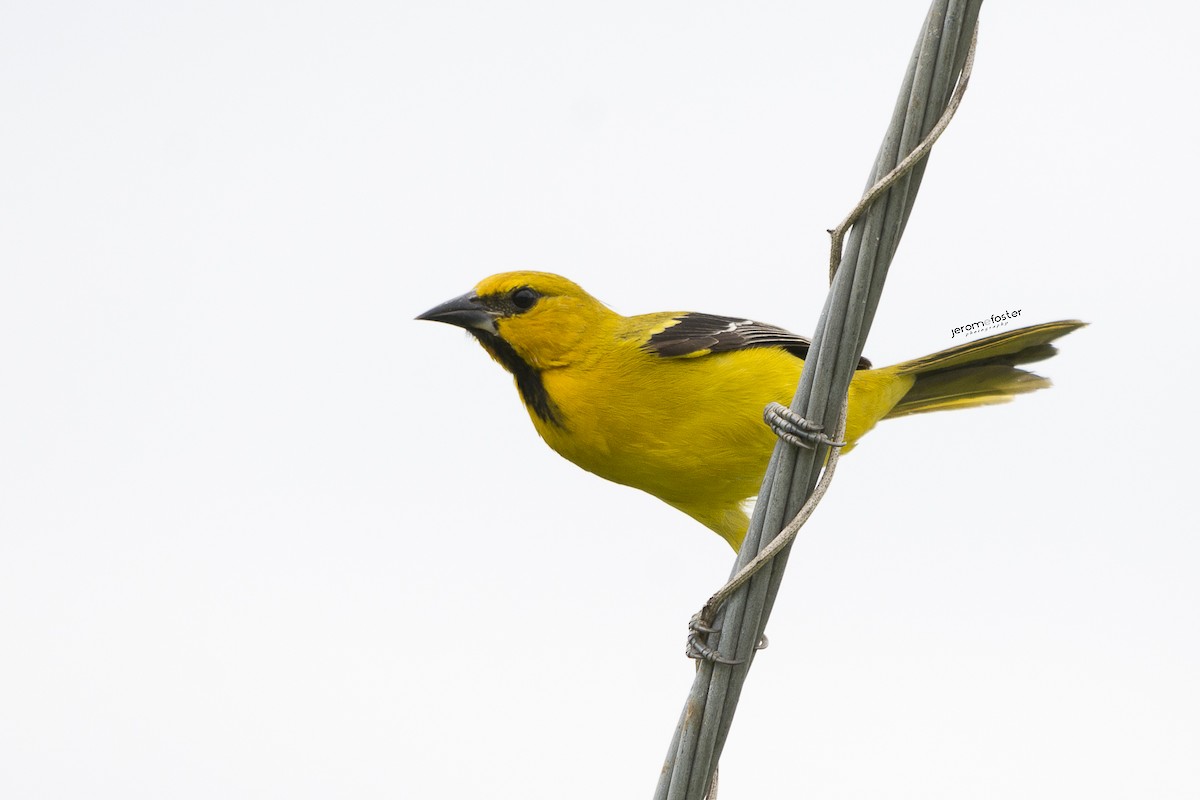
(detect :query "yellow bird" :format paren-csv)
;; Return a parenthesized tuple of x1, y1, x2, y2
(419, 271, 1082, 550)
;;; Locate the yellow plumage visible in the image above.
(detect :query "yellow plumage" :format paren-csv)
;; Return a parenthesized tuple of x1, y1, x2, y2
(419, 271, 1082, 550)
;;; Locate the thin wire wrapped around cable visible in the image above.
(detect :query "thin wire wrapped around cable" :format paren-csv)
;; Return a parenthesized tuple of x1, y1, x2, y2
(654, 2, 984, 798)
(687, 24, 975, 652)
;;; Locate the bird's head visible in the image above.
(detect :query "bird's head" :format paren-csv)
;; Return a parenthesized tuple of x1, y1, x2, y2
(417, 271, 615, 370)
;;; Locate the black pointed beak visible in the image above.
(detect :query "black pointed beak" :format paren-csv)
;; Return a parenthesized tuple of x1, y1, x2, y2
(416, 291, 498, 334)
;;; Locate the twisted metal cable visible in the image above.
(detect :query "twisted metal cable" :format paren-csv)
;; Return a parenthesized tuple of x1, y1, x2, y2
(654, 3, 984, 798)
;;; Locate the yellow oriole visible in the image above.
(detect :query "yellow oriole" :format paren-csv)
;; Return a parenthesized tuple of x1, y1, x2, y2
(419, 271, 1082, 550)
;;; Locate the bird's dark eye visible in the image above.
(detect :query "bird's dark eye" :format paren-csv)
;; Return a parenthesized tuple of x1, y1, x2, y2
(511, 287, 539, 311)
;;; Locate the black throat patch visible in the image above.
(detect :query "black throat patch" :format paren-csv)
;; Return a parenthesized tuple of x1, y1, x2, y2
(469, 330, 564, 427)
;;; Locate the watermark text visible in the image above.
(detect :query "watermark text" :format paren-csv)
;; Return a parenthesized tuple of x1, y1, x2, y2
(950, 309, 1021, 339)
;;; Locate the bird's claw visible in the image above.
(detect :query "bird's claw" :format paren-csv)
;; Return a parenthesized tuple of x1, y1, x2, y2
(764, 402, 845, 449)
(686, 635, 743, 665)
(685, 616, 769, 664)
(686, 615, 743, 665)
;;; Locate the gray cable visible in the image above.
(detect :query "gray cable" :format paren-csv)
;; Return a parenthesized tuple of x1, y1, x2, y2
(654, 2, 984, 798)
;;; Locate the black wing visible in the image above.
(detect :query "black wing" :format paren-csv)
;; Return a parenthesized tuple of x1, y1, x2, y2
(643, 313, 871, 368)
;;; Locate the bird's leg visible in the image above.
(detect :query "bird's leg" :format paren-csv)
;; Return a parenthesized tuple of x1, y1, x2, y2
(764, 402, 846, 449)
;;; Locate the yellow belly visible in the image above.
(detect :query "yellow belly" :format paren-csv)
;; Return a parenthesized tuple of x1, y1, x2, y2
(529, 347, 912, 542)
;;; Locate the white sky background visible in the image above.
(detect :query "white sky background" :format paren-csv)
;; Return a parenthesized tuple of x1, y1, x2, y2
(2, 1, 1198, 797)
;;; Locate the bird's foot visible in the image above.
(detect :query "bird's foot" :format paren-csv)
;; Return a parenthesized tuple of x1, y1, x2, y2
(686, 615, 743, 665)
(685, 616, 769, 664)
(764, 402, 845, 449)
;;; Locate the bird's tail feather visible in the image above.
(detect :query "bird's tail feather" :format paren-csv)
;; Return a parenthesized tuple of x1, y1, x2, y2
(885, 320, 1085, 419)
